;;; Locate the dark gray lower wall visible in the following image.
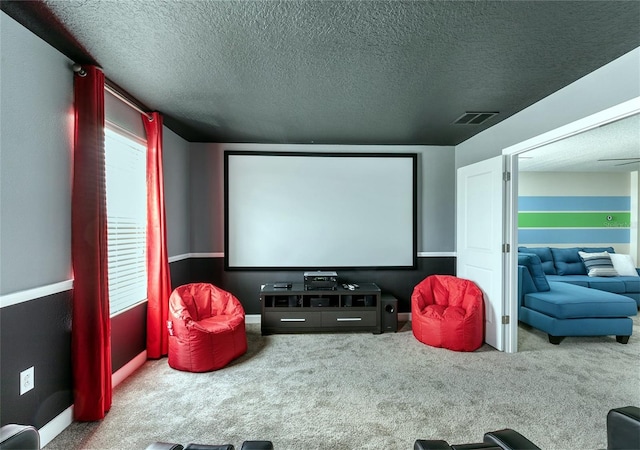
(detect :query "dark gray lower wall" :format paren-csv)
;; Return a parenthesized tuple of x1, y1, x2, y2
(0, 290, 73, 428)
(184, 256, 455, 314)
(169, 258, 192, 292)
(0, 291, 149, 428)
(111, 303, 147, 371)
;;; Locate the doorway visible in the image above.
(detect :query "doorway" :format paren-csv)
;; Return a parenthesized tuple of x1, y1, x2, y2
(502, 97, 640, 353)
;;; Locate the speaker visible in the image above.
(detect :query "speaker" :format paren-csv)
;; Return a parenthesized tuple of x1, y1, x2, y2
(381, 295, 398, 333)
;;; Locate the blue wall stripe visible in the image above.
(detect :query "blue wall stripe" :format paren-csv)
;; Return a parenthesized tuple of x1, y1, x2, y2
(518, 196, 630, 212)
(518, 228, 630, 244)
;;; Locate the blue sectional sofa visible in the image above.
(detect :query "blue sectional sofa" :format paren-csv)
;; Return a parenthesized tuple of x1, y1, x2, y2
(517, 251, 638, 344)
(518, 247, 640, 306)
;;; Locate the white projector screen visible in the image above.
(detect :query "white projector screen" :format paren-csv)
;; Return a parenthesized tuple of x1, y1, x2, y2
(224, 151, 417, 269)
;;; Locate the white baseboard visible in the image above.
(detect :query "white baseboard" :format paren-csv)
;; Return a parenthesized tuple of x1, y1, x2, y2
(245, 314, 261, 324)
(112, 350, 147, 388)
(37, 351, 148, 446)
(38, 405, 73, 448)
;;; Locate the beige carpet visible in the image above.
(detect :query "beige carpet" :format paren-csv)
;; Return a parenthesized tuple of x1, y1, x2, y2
(45, 316, 640, 449)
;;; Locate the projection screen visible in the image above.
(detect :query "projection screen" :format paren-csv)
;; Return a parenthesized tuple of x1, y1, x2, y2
(224, 151, 417, 269)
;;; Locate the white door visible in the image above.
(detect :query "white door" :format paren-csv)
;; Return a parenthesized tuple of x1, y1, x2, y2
(456, 156, 506, 351)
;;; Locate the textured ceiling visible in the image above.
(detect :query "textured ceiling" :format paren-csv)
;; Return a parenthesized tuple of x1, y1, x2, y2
(519, 114, 640, 173)
(2, 0, 640, 145)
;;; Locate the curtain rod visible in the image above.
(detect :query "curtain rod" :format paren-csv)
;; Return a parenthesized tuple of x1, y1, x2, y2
(73, 63, 154, 121)
(105, 82, 154, 122)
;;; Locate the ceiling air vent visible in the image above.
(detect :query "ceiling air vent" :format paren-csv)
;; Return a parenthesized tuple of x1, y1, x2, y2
(453, 112, 498, 125)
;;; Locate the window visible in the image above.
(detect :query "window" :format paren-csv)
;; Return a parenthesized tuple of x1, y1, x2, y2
(104, 126, 147, 316)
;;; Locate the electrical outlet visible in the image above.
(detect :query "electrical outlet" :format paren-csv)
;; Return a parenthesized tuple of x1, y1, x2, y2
(20, 366, 34, 395)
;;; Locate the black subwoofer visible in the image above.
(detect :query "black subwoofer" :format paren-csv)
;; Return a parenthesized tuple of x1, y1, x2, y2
(381, 295, 398, 333)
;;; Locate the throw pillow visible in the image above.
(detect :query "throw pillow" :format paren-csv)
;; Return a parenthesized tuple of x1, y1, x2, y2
(578, 251, 618, 277)
(609, 253, 640, 277)
(518, 253, 551, 292)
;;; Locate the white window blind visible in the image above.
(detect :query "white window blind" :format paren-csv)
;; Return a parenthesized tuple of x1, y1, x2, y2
(105, 126, 147, 316)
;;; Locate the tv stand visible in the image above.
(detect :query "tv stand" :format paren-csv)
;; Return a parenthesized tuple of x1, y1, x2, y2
(260, 282, 382, 335)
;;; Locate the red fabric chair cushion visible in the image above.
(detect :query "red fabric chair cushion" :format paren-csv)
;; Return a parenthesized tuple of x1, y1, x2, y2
(168, 283, 247, 372)
(411, 275, 484, 351)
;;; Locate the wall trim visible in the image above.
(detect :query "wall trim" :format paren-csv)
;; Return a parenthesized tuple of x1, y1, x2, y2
(168, 253, 190, 263)
(417, 252, 456, 257)
(190, 252, 225, 258)
(112, 350, 147, 389)
(38, 405, 73, 448)
(0, 279, 73, 309)
(168, 253, 224, 262)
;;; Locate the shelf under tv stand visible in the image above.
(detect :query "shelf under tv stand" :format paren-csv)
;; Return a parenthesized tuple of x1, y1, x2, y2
(260, 282, 382, 335)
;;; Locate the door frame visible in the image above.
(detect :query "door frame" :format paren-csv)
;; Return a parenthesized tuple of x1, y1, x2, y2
(501, 97, 640, 353)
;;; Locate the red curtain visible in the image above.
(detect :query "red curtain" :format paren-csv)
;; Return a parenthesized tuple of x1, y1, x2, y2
(144, 112, 172, 358)
(71, 65, 112, 421)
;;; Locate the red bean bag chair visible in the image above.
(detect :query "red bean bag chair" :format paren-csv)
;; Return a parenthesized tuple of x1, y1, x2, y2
(411, 275, 484, 351)
(167, 283, 247, 372)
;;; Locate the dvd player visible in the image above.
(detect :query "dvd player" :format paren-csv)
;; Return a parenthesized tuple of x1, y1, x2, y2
(304, 271, 338, 290)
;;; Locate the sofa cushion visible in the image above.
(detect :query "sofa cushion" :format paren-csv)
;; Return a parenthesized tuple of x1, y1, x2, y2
(547, 274, 639, 295)
(523, 282, 637, 319)
(551, 247, 586, 275)
(579, 251, 618, 277)
(518, 247, 556, 275)
(581, 246, 615, 254)
(545, 274, 588, 287)
(618, 276, 640, 293)
(586, 278, 626, 294)
(610, 254, 640, 277)
(518, 253, 550, 292)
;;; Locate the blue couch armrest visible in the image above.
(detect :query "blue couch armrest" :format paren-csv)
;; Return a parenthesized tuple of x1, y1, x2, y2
(518, 265, 539, 307)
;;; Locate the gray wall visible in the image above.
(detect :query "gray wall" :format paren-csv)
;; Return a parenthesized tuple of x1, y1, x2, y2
(0, 12, 73, 294)
(188, 143, 456, 254)
(455, 47, 640, 169)
(163, 127, 191, 257)
(0, 12, 193, 435)
(189, 143, 225, 253)
(0, 11, 74, 433)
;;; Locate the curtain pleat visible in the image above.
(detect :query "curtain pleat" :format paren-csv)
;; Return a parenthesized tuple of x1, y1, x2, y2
(144, 112, 172, 358)
(71, 65, 112, 421)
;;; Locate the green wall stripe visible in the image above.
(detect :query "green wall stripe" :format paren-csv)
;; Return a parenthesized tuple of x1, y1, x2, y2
(518, 212, 631, 228)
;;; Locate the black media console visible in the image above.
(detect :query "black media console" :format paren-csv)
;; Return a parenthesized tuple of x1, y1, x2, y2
(260, 282, 382, 335)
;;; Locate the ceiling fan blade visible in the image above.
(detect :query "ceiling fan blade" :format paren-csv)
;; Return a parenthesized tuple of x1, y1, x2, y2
(598, 157, 640, 162)
(614, 160, 640, 166)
